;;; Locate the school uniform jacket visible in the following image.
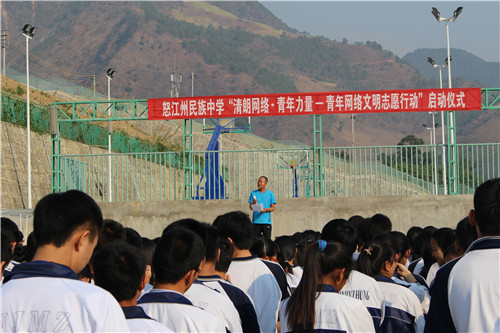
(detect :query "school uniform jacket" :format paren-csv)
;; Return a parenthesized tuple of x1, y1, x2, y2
(197, 275, 261, 333)
(279, 284, 375, 333)
(227, 255, 282, 333)
(184, 280, 243, 332)
(425, 237, 500, 333)
(375, 275, 425, 333)
(122, 306, 173, 332)
(0, 261, 129, 332)
(339, 270, 385, 330)
(138, 289, 227, 332)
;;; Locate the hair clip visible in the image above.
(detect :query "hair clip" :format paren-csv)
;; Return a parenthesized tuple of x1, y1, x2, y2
(318, 240, 327, 252)
(364, 247, 373, 255)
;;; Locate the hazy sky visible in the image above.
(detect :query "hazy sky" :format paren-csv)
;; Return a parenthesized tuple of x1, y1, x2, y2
(261, 1, 500, 63)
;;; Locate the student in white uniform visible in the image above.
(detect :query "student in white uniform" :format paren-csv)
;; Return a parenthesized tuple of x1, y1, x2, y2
(0, 190, 129, 332)
(275, 235, 302, 290)
(93, 242, 173, 332)
(427, 227, 455, 286)
(280, 240, 375, 332)
(138, 227, 226, 332)
(357, 241, 425, 333)
(162, 219, 243, 332)
(425, 178, 500, 333)
(321, 219, 385, 330)
(215, 211, 282, 333)
(374, 232, 430, 314)
(209, 228, 262, 332)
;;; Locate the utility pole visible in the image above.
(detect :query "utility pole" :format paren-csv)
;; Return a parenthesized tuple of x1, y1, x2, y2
(1, 29, 7, 77)
(170, 55, 182, 98)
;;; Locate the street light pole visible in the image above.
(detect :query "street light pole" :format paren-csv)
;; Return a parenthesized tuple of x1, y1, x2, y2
(106, 68, 116, 202)
(22, 24, 36, 209)
(431, 6, 463, 194)
(428, 56, 450, 195)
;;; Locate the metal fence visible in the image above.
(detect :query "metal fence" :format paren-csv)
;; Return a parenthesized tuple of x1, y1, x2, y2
(59, 143, 500, 202)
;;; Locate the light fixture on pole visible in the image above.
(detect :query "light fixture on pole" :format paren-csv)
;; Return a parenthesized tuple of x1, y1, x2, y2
(22, 23, 36, 209)
(428, 56, 450, 195)
(106, 68, 116, 202)
(431, 6, 462, 194)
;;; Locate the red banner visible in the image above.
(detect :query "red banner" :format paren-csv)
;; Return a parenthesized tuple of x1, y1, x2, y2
(148, 88, 482, 120)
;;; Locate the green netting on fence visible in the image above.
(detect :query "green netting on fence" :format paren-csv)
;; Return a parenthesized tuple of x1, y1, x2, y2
(1, 91, 173, 154)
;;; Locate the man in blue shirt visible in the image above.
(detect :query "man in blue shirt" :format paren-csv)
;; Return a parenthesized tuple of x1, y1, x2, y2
(249, 176, 276, 238)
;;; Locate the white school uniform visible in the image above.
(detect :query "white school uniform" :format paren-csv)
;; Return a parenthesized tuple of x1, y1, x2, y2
(425, 262, 440, 287)
(122, 306, 173, 332)
(184, 280, 243, 332)
(392, 276, 430, 314)
(0, 261, 129, 332)
(339, 270, 385, 329)
(375, 275, 425, 333)
(425, 237, 500, 333)
(227, 255, 282, 333)
(138, 289, 226, 332)
(197, 275, 261, 333)
(279, 284, 375, 333)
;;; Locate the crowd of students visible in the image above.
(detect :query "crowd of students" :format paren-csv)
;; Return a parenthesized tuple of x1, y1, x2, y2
(1, 178, 499, 332)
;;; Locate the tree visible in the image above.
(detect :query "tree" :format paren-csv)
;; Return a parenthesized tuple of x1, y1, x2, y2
(398, 135, 424, 146)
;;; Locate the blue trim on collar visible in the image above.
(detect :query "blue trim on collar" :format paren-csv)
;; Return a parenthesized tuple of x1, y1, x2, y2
(374, 275, 398, 284)
(197, 275, 222, 281)
(122, 306, 153, 320)
(193, 279, 221, 293)
(2, 261, 79, 283)
(138, 290, 193, 306)
(231, 255, 258, 262)
(318, 284, 338, 293)
(467, 237, 500, 252)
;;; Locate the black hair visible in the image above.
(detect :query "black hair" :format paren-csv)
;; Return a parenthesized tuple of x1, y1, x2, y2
(26, 232, 37, 262)
(1, 228, 13, 265)
(1, 218, 21, 249)
(473, 178, 500, 235)
(214, 211, 254, 250)
(259, 176, 268, 183)
(215, 237, 234, 273)
(250, 235, 267, 258)
(406, 226, 423, 259)
(372, 233, 396, 252)
(455, 217, 478, 253)
(78, 264, 93, 282)
(286, 241, 352, 331)
(370, 213, 392, 236)
(275, 235, 297, 274)
(321, 219, 358, 255)
(141, 237, 156, 266)
(356, 241, 395, 278)
(205, 225, 220, 262)
(140, 237, 156, 285)
(100, 219, 126, 246)
(163, 219, 210, 258)
(413, 228, 436, 278)
(389, 231, 410, 263)
(34, 190, 103, 247)
(93, 242, 146, 302)
(153, 227, 204, 284)
(125, 227, 143, 249)
(431, 228, 455, 252)
(357, 218, 373, 245)
(293, 230, 318, 267)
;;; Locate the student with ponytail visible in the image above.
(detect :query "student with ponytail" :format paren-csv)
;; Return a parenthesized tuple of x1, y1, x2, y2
(357, 241, 425, 333)
(280, 240, 375, 333)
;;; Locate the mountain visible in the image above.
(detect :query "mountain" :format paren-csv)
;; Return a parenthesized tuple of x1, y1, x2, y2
(1, 1, 497, 147)
(403, 48, 500, 88)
